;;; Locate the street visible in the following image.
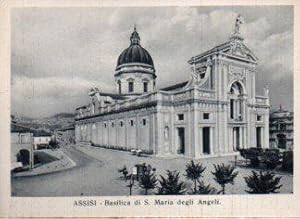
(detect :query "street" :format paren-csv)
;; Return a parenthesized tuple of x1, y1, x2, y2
(12, 147, 109, 196)
(11, 145, 293, 196)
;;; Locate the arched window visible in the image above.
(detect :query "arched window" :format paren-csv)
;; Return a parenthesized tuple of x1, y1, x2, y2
(229, 81, 244, 120)
(143, 82, 148, 93)
(128, 81, 134, 93)
(117, 80, 121, 94)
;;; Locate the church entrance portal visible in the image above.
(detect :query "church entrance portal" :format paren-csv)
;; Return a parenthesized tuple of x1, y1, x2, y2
(203, 127, 210, 154)
(233, 127, 240, 151)
(177, 128, 185, 154)
(256, 127, 262, 148)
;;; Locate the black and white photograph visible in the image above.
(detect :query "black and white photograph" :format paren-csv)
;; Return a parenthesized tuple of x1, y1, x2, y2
(10, 5, 294, 199)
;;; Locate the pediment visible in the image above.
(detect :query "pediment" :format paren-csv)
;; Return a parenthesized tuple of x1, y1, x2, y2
(224, 40, 258, 62)
(188, 39, 258, 65)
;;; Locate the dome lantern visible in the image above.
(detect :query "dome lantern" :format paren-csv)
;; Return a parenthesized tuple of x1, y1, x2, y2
(130, 25, 140, 45)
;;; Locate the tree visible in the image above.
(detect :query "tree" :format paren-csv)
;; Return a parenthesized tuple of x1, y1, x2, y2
(244, 171, 282, 194)
(192, 181, 217, 195)
(262, 149, 280, 169)
(49, 138, 59, 149)
(139, 172, 157, 195)
(184, 160, 206, 193)
(157, 170, 186, 195)
(282, 151, 293, 173)
(211, 163, 239, 194)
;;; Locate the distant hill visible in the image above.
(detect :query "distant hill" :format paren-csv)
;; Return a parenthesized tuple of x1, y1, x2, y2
(51, 113, 75, 119)
(12, 112, 75, 132)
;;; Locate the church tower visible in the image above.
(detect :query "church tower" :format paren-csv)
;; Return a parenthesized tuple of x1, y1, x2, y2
(115, 26, 156, 96)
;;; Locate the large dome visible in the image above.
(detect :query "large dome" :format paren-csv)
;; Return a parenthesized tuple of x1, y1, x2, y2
(116, 27, 154, 69)
(117, 45, 154, 67)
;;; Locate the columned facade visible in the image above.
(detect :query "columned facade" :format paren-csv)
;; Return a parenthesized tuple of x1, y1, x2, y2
(75, 16, 270, 158)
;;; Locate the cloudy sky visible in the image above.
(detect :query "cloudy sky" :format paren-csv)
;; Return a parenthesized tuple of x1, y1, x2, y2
(11, 6, 293, 118)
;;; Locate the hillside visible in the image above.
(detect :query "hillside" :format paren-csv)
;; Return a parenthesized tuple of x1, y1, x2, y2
(13, 113, 75, 132)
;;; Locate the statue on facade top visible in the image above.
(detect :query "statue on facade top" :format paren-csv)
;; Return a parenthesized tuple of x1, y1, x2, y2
(234, 14, 244, 35)
(230, 14, 244, 42)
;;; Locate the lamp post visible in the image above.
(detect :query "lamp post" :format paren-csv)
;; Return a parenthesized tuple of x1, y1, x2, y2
(127, 166, 137, 196)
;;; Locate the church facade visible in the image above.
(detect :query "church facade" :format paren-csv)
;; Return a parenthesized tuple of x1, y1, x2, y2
(75, 16, 270, 158)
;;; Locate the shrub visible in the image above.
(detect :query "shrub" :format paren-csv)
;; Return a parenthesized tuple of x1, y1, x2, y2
(244, 171, 282, 194)
(157, 170, 186, 195)
(240, 148, 263, 167)
(184, 160, 206, 193)
(139, 172, 157, 195)
(49, 139, 59, 149)
(211, 163, 239, 194)
(282, 151, 293, 173)
(261, 149, 281, 169)
(191, 181, 217, 195)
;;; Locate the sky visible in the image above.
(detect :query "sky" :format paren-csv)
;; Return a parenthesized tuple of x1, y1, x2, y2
(11, 6, 293, 118)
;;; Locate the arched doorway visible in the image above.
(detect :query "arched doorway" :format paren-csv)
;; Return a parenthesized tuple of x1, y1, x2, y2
(17, 149, 30, 166)
(277, 133, 287, 149)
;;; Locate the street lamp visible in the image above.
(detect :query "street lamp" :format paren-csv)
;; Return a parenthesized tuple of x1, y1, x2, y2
(127, 166, 137, 196)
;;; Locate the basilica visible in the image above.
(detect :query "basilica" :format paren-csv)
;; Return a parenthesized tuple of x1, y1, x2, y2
(75, 16, 270, 158)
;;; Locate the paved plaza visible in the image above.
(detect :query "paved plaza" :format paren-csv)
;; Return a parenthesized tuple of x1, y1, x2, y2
(11, 145, 293, 196)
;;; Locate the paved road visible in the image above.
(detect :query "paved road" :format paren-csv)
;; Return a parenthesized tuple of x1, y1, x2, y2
(12, 146, 107, 197)
(12, 145, 293, 196)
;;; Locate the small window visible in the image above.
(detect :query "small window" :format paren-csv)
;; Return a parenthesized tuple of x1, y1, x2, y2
(178, 114, 184, 121)
(203, 113, 209, 120)
(230, 99, 234, 119)
(128, 81, 134, 93)
(280, 124, 286, 131)
(143, 82, 148, 93)
(120, 121, 123, 127)
(130, 120, 134, 126)
(142, 119, 146, 126)
(118, 81, 121, 94)
(257, 115, 262, 121)
(111, 123, 114, 127)
(104, 123, 107, 128)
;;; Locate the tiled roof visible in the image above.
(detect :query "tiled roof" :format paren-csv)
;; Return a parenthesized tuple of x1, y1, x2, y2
(101, 93, 128, 100)
(75, 105, 88, 110)
(160, 81, 189, 91)
(11, 123, 33, 133)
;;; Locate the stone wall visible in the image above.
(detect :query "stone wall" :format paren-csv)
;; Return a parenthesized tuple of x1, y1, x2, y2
(75, 107, 156, 153)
